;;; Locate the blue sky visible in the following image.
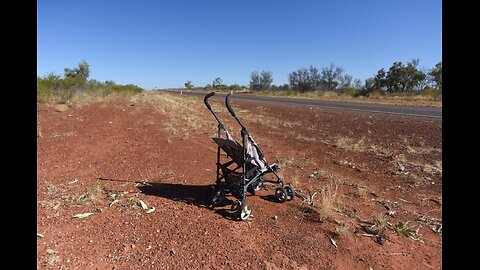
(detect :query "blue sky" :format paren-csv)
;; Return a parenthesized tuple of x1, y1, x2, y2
(37, 0, 442, 89)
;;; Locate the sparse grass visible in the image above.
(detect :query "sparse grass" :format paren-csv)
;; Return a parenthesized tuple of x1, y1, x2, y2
(411, 160, 442, 175)
(333, 136, 367, 152)
(391, 221, 417, 238)
(291, 177, 301, 187)
(361, 213, 390, 244)
(244, 113, 301, 129)
(335, 222, 351, 237)
(356, 186, 367, 197)
(333, 136, 413, 170)
(295, 133, 317, 142)
(276, 156, 310, 170)
(130, 91, 211, 139)
(405, 145, 441, 155)
(373, 214, 388, 230)
(317, 181, 340, 222)
(256, 90, 442, 107)
(333, 159, 363, 172)
(77, 182, 103, 205)
(415, 211, 442, 235)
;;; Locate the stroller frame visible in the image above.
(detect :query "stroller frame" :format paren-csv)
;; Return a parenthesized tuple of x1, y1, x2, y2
(204, 92, 295, 220)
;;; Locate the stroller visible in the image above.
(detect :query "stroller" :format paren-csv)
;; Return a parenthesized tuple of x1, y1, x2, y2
(204, 92, 296, 221)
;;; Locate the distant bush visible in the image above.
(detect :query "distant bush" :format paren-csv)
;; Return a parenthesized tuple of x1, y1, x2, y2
(423, 87, 442, 100)
(367, 89, 385, 99)
(37, 76, 143, 104)
(37, 61, 144, 104)
(342, 87, 357, 97)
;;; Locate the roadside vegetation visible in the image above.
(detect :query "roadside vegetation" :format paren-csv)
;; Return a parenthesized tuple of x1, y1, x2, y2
(37, 60, 143, 106)
(179, 59, 442, 106)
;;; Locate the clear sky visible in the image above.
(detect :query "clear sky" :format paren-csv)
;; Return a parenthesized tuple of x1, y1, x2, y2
(37, 0, 442, 90)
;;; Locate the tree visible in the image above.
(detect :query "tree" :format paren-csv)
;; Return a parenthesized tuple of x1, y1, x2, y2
(250, 70, 273, 91)
(249, 71, 261, 91)
(228, 84, 242, 91)
(339, 74, 353, 89)
(320, 63, 344, 91)
(260, 71, 273, 90)
(212, 77, 223, 89)
(353, 78, 363, 90)
(64, 60, 90, 80)
(288, 65, 321, 92)
(385, 59, 426, 93)
(429, 61, 442, 90)
(77, 60, 90, 79)
(184, 80, 194, 90)
(373, 68, 387, 90)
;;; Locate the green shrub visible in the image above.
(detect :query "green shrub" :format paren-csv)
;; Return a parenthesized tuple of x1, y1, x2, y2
(423, 87, 442, 100)
(342, 87, 357, 97)
(37, 75, 143, 104)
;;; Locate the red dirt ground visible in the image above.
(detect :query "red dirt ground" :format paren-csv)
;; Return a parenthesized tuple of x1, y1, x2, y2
(37, 94, 442, 269)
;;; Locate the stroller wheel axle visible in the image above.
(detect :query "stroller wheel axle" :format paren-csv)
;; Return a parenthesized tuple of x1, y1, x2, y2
(275, 188, 287, 203)
(284, 186, 295, 201)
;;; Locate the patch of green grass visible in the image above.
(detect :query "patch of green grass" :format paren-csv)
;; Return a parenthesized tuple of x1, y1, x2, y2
(373, 214, 387, 230)
(77, 182, 103, 205)
(392, 221, 417, 238)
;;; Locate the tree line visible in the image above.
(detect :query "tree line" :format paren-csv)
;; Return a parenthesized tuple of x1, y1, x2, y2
(188, 59, 442, 96)
(37, 61, 144, 103)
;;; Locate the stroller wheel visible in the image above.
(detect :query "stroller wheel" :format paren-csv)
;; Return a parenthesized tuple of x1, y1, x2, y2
(253, 181, 263, 192)
(284, 186, 295, 201)
(275, 188, 287, 203)
(239, 204, 252, 221)
(231, 200, 241, 212)
(211, 188, 225, 205)
(248, 181, 263, 195)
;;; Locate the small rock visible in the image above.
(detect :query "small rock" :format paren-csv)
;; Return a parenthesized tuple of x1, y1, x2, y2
(273, 216, 278, 220)
(131, 244, 136, 249)
(170, 249, 176, 255)
(46, 248, 55, 254)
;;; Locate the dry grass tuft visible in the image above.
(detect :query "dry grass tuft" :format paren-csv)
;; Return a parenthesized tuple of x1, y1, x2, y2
(333, 136, 367, 152)
(317, 181, 340, 222)
(77, 182, 103, 205)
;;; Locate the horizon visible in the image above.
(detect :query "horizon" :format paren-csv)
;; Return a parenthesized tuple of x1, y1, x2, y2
(37, 0, 442, 90)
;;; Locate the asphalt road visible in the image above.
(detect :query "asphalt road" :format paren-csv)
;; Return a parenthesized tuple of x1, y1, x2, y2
(164, 90, 442, 119)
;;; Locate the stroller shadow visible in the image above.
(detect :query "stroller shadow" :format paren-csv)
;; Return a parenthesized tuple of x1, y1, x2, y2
(98, 178, 240, 220)
(260, 194, 282, 203)
(137, 182, 212, 206)
(138, 182, 241, 220)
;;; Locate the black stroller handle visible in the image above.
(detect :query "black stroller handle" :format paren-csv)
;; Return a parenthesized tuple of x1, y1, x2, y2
(226, 94, 248, 132)
(225, 93, 236, 117)
(204, 91, 216, 112)
(204, 92, 226, 130)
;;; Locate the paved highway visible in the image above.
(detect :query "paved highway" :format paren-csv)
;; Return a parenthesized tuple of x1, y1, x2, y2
(164, 90, 442, 119)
